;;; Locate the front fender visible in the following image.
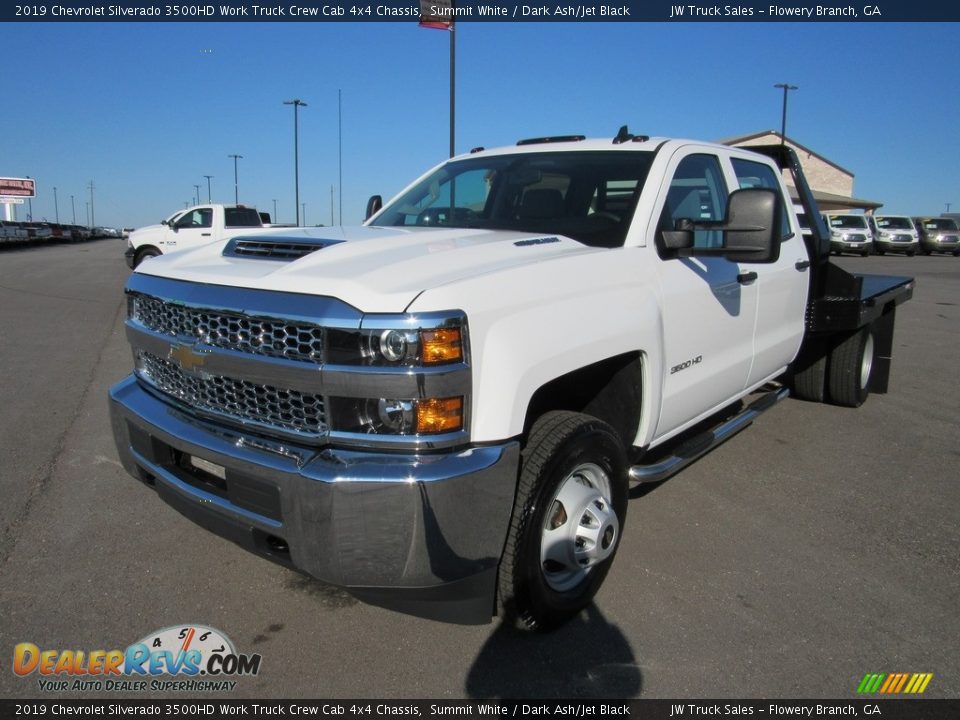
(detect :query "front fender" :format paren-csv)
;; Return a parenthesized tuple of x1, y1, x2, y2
(408, 247, 666, 448)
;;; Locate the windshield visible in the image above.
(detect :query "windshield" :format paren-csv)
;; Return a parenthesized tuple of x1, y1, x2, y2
(876, 216, 913, 230)
(829, 215, 868, 229)
(371, 151, 654, 248)
(921, 218, 958, 231)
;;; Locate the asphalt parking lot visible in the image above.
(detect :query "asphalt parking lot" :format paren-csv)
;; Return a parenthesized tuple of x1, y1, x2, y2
(0, 240, 957, 699)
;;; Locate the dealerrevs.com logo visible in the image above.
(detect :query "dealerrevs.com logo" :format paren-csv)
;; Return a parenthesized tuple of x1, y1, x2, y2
(13, 624, 261, 692)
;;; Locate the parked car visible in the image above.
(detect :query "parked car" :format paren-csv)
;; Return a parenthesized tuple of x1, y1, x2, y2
(823, 213, 874, 256)
(125, 204, 279, 268)
(912, 217, 960, 256)
(1, 221, 30, 245)
(873, 215, 919, 256)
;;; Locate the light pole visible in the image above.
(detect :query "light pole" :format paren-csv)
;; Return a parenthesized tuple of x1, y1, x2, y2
(203, 175, 214, 202)
(338, 88, 342, 224)
(774, 83, 798, 145)
(228, 154, 243, 204)
(53, 186, 59, 224)
(193, 184, 201, 206)
(283, 98, 307, 225)
(272, 199, 278, 223)
(302, 203, 306, 226)
(88, 181, 95, 228)
(71, 194, 76, 224)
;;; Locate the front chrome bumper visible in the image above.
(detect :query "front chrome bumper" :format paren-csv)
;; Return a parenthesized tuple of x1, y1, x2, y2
(109, 375, 519, 623)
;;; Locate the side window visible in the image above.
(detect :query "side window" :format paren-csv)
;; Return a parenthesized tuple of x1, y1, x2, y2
(731, 158, 790, 240)
(175, 208, 213, 229)
(660, 154, 728, 250)
(224, 207, 262, 227)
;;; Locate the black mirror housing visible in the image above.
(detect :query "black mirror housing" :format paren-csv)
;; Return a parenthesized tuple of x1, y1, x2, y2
(722, 188, 780, 263)
(365, 195, 383, 221)
(671, 188, 780, 264)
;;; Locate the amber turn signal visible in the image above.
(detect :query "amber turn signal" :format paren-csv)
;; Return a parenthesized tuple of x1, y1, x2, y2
(421, 328, 463, 365)
(416, 397, 463, 434)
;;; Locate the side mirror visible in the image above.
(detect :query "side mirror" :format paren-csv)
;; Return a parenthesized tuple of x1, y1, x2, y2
(665, 188, 780, 264)
(722, 188, 779, 263)
(365, 195, 383, 221)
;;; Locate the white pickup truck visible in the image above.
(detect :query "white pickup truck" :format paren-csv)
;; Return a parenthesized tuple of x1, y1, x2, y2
(124, 204, 277, 268)
(109, 131, 913, 629)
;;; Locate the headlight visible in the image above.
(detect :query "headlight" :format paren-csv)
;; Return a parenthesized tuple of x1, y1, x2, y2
(880, 232, 892, 239)
(831, 230, 841, 237)
(378, 329, 417, 363)
(325, 310, 469, 441)
(328, 312, 466, 367)
(329, 396, 464, 435)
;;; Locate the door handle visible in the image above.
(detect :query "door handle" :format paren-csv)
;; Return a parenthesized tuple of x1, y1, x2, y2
(201, 233, 212, 237)
(737, 271, 758, 285)
(795, 260, 811, 271)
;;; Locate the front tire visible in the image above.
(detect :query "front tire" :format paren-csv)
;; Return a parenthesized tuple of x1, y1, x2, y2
(498, 411, 627, 631)
(133, 247, 161, 268)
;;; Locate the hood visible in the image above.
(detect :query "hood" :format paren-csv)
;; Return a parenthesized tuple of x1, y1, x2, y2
(135, 225, 600, 313)
(130, 223, 166, 238)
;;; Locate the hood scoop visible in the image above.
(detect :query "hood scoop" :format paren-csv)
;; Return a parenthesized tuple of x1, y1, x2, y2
(223, 236, 344, 261)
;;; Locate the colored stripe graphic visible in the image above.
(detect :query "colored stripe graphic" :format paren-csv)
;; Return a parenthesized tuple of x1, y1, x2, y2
(858, 673, 932, 694)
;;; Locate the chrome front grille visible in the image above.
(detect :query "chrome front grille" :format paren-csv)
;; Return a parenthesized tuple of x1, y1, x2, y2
(132, 294, 324, 363)
(847, 233, 867, 242)
(893, 234, 912, 243)
(137, 351, 327, 436)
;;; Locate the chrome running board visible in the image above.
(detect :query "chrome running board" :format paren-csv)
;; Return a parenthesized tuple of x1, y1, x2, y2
(628, 386, 790, 485)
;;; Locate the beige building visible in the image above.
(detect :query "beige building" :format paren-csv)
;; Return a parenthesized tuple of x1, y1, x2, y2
(721, 131, 882, 213)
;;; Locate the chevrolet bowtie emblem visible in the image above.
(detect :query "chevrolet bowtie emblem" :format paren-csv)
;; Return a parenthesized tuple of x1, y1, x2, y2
(168, 343, 209, 372)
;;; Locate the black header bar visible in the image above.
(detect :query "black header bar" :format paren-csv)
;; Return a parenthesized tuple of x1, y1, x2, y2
(4, 0, 959, 22)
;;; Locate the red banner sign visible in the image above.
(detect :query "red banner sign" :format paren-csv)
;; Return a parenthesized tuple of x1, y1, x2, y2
(0, 177, 36, 198)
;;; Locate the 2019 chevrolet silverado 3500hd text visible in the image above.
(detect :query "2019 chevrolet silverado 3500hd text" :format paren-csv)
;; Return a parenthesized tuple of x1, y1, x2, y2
(109, 131, 913, 630)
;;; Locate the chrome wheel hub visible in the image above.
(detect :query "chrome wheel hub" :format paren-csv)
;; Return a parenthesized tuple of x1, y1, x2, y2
(540, 462, 619, 593)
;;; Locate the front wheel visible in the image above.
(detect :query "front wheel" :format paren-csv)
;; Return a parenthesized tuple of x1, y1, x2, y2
(134, 247, 161, 267)
(498, 411, 627, 631)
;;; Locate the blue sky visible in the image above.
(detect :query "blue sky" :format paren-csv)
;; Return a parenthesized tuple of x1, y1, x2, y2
(4, 21, 958, 228)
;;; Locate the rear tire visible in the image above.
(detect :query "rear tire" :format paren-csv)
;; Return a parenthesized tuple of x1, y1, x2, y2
(828, 326, 875, 408)
(789, 338, 828, 403)
(498, 411, 627, 632)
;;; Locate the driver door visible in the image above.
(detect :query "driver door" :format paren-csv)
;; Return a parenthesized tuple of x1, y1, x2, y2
(166, 207, 214, 251)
